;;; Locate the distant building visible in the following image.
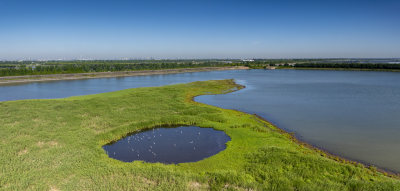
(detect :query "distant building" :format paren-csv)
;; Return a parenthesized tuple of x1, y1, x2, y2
(242, 59, 254, 62)
(220, 61, 233, 64)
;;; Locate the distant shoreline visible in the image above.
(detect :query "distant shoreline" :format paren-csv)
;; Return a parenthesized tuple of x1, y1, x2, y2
(0, 66, 249, 85)
(278, 67, 400, 72)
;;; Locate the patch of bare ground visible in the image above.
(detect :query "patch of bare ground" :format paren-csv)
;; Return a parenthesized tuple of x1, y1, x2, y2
(49, 186, 60, 191)
(18, 148, 28, 156)
(224, 184, 254, 191)
(137, 176, 157, 186)
(37, 141, 59, 148)
(188, 181, 209, 190)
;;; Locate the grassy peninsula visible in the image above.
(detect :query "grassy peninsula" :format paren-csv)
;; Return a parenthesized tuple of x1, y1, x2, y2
(0, 80, 399, 190)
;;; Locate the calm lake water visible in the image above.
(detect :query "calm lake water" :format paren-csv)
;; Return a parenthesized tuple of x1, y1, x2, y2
(1, 69, 400, 171)
(103, 126, 230, 163)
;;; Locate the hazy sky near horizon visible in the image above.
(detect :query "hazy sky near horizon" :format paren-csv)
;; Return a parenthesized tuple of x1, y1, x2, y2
(0, 0, 399, 60)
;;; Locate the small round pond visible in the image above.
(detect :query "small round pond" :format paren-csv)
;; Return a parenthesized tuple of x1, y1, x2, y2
(103, 126, 231, 163)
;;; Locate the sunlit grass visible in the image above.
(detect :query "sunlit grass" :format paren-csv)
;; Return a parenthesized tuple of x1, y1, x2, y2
(0, 79, 399, 190)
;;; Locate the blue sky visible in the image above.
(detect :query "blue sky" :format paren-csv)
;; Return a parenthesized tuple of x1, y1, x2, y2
(0, 0, 399, 60)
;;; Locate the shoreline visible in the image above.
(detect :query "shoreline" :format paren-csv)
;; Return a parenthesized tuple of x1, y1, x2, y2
(0, 66, 249, 85)
(2, 66, 399, 177)
(277, 67, 400, 72)
(251, 114, 400, 177)
(2, 78, 399, 189)
(194, 83, 400, 178)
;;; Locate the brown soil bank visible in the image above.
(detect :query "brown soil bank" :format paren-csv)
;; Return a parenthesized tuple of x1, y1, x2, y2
(0, 66, 248, 85)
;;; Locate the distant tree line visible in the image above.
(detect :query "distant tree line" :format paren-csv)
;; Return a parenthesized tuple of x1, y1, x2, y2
(293, 63, 400, 70)
(2, 60, 400, 77)
(0, 62, 240, 76)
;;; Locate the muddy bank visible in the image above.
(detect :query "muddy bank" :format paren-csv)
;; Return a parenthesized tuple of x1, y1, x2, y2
(0, 66, 249, 85)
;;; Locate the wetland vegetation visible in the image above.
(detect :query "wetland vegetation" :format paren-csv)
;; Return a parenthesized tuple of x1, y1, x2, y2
(1, 79, 399, 190)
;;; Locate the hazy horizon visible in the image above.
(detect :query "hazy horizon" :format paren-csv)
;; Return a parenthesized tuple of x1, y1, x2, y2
(1, 0, 399, 60)
(2, 58, 400, 62)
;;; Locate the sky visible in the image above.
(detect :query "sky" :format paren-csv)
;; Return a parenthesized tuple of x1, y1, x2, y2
(0, 0, 399, 60)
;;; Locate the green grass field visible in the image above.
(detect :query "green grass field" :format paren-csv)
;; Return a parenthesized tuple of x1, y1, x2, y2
(1, 80, 399, 190)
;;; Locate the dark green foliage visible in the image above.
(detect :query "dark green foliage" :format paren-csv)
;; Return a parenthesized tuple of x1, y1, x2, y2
(294, 63, 400, 70)
(0, 60, 242, 76)
(2, 59, 399, 77)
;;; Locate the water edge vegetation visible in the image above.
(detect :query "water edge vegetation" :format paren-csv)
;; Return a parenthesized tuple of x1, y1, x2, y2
(1, 79, 399, 190)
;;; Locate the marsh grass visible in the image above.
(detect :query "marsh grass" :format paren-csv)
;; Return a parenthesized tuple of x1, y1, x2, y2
(0, 79, 399, 190)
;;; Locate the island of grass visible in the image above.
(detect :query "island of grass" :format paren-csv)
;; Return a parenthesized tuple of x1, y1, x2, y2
(0, 79, 399, 190)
